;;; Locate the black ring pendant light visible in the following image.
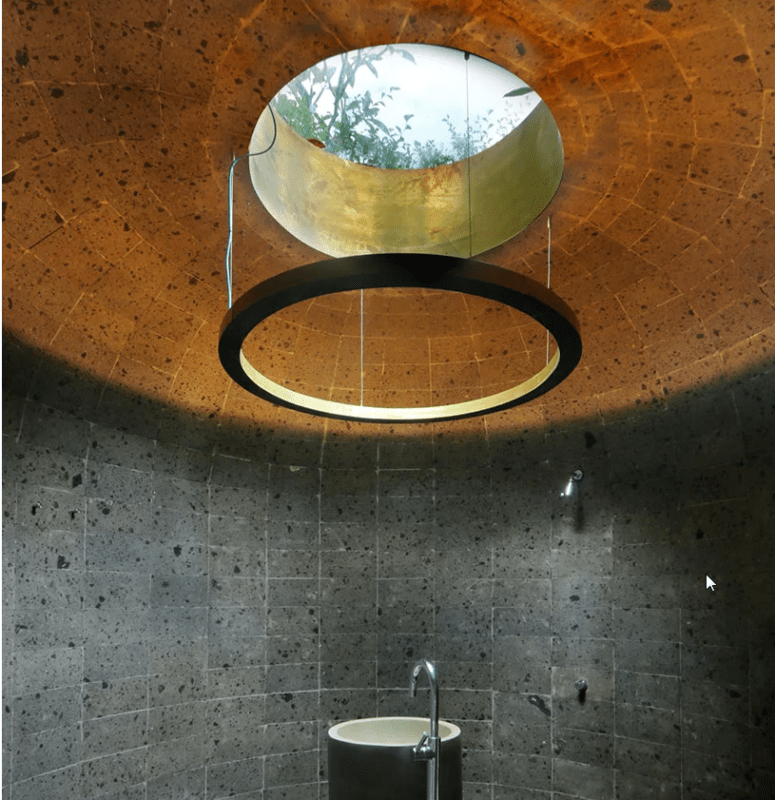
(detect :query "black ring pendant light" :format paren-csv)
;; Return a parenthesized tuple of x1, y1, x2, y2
(218, 253, 582, 423)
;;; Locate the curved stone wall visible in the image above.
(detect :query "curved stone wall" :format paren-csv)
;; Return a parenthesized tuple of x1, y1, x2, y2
(3, 334, 773, 800)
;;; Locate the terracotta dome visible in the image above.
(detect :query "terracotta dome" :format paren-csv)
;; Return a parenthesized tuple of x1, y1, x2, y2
(3, 0, 773, 434)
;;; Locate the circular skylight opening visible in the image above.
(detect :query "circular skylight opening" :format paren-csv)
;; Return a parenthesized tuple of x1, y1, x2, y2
(248, 45, 563, 258)
(272, 44, 541, 169)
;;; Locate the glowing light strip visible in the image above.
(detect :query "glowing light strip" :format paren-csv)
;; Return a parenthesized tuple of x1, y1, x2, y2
(237, 349, 561, 422)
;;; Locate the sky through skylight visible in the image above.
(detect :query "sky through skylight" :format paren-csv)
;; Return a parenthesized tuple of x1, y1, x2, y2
(273, 44, 540, 168)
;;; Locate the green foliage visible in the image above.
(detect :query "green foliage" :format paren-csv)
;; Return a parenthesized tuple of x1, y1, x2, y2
(274, 48, 533, 170)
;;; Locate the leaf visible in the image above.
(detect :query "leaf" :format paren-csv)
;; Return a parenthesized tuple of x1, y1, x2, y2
(366, 61, 379, 78)
(372, 118, 391, 136)
(403, 114, 414, 121)
(503, 87, 534, 97)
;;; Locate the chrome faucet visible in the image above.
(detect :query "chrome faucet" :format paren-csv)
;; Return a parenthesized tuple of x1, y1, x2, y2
(409, 658, 440, 800)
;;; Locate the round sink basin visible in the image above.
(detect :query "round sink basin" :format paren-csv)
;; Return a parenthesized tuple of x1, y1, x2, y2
(328, 716, 462, 800)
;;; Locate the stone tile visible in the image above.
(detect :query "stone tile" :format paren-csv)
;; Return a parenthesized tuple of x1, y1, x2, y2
(680, 677, 749, 723)
(83, 641, 149, 684)
(493, 692, 551, 755)
(554, 697, 614, 736)
(146, 765, 205, 799)
(14, 723, 81, 782)
(12, 686, 81, 736)
(209, 576, 265, 608)
(266, 578, 318, 608)
(552, 545, 612, 578)
(15, 568, 83, 609)
(682, 750, 752, 797)
(616, 703, 680, 747)
(264, 750, 318, 787)
(610, 574, 680, 608)
(550, 637, 614, 670)
(320, 660, 375, 690)
(493, 547, 550, 579)
(210, 514, 265, 548)
(554, 727, 613, 768)
(552, 576, 611, 609)
(614, 736, 680, 780)
(493, 607, 552, 638)
(613, 770, 681, 800)
(320, 521, 376, 551)
(82, 711, 148, 760)
(13, 606, 83, 650)
(147, 701, 206, 746)
(616, 671, 679, 711)
(209, 546, 264, 578)
(552, 606, 613, 639)
(82, 675, 149, 720)
(553, 759, 614, 800)
(10, 766, 82, 800)
(207, 756, 264, 798)
(681, 644, 749, 685)
(682, 713, 751, 764)
(265, 785, 316, 800)
(492, 752, 551, 791)
(614, 607, 679, 642)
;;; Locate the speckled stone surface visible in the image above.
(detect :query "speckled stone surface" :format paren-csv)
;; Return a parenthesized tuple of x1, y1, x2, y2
(3, 0, 775, 798)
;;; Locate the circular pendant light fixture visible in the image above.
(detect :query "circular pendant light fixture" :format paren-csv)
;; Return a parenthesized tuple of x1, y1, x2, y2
(220, 45, 580, 423)
(219, 254, 581, 423)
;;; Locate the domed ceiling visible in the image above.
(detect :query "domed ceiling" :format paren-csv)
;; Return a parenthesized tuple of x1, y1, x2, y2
(3, 0, 774, 436)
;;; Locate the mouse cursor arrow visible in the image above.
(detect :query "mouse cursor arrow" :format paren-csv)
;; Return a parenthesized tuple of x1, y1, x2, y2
(706, 576, 716, 591)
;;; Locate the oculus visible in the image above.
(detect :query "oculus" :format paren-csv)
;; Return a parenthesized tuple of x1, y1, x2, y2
(247, 44, 563, 257)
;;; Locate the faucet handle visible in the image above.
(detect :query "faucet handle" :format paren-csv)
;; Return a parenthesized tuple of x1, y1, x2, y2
(413, 731, 434, 761)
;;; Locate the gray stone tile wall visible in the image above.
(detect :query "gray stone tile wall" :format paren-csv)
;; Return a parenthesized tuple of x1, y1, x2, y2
(2, 340, 774, 800)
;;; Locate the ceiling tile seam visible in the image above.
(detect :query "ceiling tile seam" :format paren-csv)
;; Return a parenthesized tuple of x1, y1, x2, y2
(84, 8, 103, 92)
(18, 213, 66, 252)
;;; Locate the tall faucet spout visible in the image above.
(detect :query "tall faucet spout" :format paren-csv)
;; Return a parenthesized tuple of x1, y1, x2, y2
(410, 658, 439, 740)
(409, 658, 440, 800)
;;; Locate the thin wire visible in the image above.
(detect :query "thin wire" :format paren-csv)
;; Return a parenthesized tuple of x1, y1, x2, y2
(465, 52, 473, 258)
(360, 289, 364, 407)
(224, 103, 278, 309)
(546, 215, 552, 364)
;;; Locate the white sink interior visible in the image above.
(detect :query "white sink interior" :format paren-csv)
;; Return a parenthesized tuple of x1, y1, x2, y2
(329, 716, 461, 747)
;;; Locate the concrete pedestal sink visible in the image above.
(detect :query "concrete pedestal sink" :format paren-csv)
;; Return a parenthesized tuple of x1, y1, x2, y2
(328, 716, 462, 800)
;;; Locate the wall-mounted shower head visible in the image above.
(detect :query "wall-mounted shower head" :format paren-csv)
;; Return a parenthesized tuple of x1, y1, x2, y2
(560, 468, 584, 498)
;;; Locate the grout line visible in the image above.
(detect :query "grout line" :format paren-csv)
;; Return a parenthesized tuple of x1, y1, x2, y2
(678, 606, 683, 799)
(316, 463, 323, 796)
